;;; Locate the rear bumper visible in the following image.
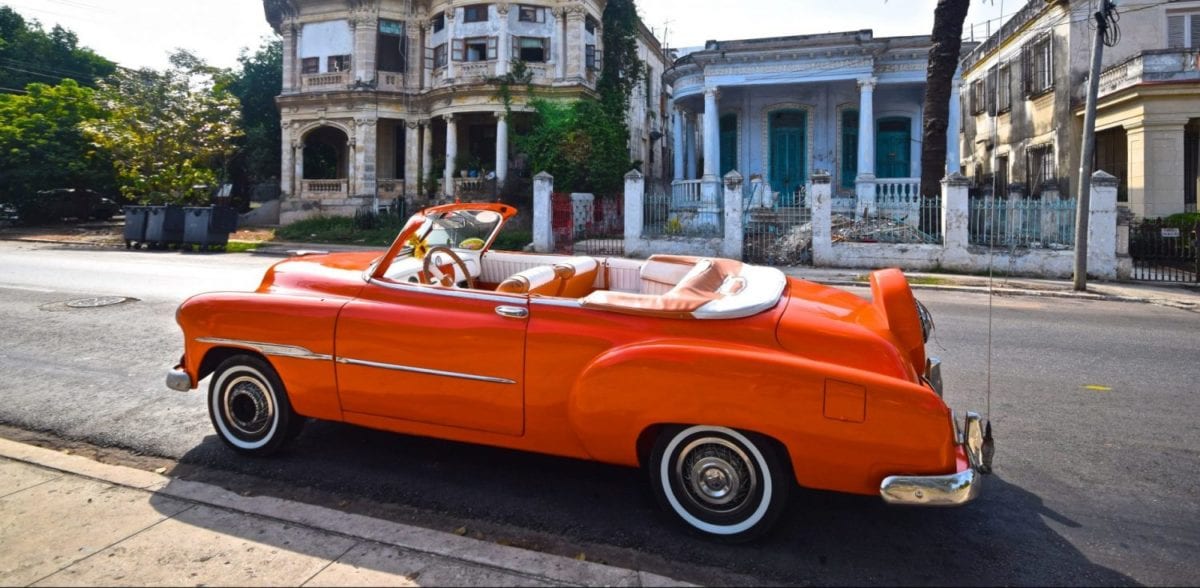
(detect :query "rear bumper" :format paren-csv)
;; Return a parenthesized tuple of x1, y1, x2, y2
(879, 411, 986, 506)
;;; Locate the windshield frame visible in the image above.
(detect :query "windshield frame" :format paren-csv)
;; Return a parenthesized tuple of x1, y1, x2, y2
(369, 202, 517, 282)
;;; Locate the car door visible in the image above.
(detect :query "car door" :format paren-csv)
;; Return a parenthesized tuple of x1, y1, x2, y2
(333, 280, 528, 436)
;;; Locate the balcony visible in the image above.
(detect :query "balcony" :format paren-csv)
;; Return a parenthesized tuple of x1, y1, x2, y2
(1098, 49, 1200, 99)
(300, 179, 348, 197)
(302, 71, 351, 91)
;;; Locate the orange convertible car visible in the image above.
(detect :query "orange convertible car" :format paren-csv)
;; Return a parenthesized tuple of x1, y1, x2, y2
(168, 202, 991, 541)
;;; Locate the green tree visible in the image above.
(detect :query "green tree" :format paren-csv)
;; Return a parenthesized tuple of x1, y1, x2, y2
(84, 51, 242, 204)
(0, 79, 114, 217)
(0, 6, 115, 91)
(217, 38, 283, 206)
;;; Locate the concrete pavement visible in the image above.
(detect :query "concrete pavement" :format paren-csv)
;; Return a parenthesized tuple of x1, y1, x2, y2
(0, 438, 690, 587)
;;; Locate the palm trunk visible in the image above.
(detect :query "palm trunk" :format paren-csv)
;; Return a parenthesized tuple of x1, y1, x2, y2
(920, 0, 970, 204)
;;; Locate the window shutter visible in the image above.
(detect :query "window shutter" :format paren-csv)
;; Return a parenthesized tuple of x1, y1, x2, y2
(1021, 42, 1031, 97)
(425, 45, 434, 69)
(399, 36, 409, 73)
(452, 39, 464, 62)
(487, 36, 498, 60)
(1167, 15, 1185, 48)
(986, 67, 997, 116)
(1189, 14, 1199, 48)
(512, 36, 520, 60)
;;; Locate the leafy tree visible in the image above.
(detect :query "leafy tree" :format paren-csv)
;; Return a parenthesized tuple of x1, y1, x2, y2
(597, 0, 645, 114)
(0, 6, 115, 90)
(84, 51, 242, 204)
(0, 79, 114, 217)
(217, 38, 283, 207)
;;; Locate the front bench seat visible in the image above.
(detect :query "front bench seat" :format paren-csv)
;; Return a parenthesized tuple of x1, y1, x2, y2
(495, 265, 561, 296)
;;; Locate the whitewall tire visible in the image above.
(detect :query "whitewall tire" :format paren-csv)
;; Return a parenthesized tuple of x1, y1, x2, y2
(650, 425, 790, 542)
(208, 354, 304, 456)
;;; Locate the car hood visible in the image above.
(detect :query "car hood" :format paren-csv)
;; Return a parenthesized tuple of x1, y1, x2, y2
(257, 251, 383, 297)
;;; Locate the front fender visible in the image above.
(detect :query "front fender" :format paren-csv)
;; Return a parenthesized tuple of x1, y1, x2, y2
(177, 291, 349, 420)
(566, 339, 955, 495)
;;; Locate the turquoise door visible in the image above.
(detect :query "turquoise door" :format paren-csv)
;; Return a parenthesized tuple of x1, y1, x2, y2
(876, 117, 912, 179)
(719, 114, 738, 177)
(769, 110, 807, 201)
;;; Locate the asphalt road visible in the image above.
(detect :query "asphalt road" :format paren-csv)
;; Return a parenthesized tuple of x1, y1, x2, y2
(1, 241, 1197, 586)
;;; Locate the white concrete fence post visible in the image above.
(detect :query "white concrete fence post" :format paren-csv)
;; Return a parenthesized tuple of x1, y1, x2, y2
(721, 170, 744, 260)
(941, 172, 970, 253)
(1040, 183, 1062, 244)
(532, 171, 554, 253)
(810, 171, 833, 266)
(623, 169, 645, 257)
(1088, 171, 1119, 279)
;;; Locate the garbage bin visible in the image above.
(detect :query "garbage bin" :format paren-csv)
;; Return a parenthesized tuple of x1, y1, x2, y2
(123, 206, 148, 249)
(182, 206, 238, 251)
(144, 205, 184, 249)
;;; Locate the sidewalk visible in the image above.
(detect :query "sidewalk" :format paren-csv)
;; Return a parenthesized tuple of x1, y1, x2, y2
(0, 438, 690, 587)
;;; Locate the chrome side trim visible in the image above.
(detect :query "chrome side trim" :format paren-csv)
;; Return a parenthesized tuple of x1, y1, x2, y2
(530, 297, 584, 309)
(195, 337, 333, 362)
(495, 305, 529, 318)
(335, 357, 516, 385)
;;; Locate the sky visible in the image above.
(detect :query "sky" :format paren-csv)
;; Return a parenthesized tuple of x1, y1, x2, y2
(3, 0, 1014, 71)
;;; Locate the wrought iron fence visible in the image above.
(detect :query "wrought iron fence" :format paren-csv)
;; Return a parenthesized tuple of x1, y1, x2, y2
(552, 192, 624, 255)
(644, 182, 724, 238)
(1130, 219, 1199, 282)
(968, 196, 1076, 249)
(743, 187, 812, 265)
(833, 194, 942, 244)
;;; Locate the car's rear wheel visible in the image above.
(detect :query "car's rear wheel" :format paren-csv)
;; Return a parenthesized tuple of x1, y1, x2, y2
(650, 425, 789, 542)
(208, 354, 304, 456)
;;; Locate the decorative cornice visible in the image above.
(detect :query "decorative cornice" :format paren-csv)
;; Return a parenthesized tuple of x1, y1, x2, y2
(495, 2, 511, 16)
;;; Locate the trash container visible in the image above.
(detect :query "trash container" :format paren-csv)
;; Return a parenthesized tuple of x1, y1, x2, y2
(144, 205, 184, 249)
(182, 206, 238, 251)
(123, 206, 148, 249)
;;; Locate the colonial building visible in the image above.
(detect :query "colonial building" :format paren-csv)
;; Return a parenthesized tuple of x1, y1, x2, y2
(959, 0, 1200, 218)
(663, 30, 960, 205)
(262, 0, 669, 224)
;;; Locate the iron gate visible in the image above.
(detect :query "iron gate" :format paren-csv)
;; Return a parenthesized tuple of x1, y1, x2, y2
(743, 186, 813, 266)
(550, 193, 624, 256)
(1129, 219, 1199, 282)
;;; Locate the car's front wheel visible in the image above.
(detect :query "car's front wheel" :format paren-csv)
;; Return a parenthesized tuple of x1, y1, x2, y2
(208, 354, 304, 456)
(650, 425, 790, 542)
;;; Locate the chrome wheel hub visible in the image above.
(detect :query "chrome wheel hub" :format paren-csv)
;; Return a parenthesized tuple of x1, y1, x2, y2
(224, 376, 274, 436)
(675, 436, 757, 513)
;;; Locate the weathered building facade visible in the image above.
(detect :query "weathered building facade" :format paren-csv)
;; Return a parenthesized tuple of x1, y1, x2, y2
(664, 30, 959, 204)
(263, 0, 669, 224)
(960, 0, 1200, 218)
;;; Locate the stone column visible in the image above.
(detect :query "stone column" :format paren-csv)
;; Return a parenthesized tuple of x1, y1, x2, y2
(407, 22, 422, 85)
(293, 140, 305, 195)
(941, 173, 971, 259)
(443, 114, 457, 198)
(623, 169, 644, 256)
(810, 171, 833, 266)
(495, 112, 509, 185)
(352, 14, 378, 84)
(721, 170, 745, 260)
(1088, 170, 1120, 279)
(444, 9, 456, 80)
(947, 81, 962, 174)
(533, 171, 554, 252)
(1125, 121, 1187, 219)
(564, 7, 585, 81)
(856, 77, 877, 179)
(281, 22, 298, 93)
(702, 87, 720, 181)
(495, 3, 511, 76)
(552, 8, 565, 80)
(354, 119, 378, 204)
(405, 121, 421, 196)
(672, 107, 685, 181)
(421, 119, 433, 196)
(280, 125, 295, 197)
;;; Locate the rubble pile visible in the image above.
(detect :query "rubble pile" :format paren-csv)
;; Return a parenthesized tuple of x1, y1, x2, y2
(831, 214, 939, 244)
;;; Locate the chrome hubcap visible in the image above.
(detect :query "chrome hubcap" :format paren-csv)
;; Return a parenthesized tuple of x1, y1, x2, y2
(223, 375, 274, 437)
(675, 437, 757, 514)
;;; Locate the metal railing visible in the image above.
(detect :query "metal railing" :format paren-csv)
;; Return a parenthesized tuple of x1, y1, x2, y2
(301, 179, 347, 193)
(968, 196, 1076, 249)
(835, 196, 943, 244)
(743, 187, 812, 265)
(644, 184, 724, 238)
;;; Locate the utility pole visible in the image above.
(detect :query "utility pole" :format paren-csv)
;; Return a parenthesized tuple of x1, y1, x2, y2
(1074, 0, 1118, 291)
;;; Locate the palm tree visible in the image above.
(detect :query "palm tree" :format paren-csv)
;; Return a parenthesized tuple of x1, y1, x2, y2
(919, 0, 971, 205)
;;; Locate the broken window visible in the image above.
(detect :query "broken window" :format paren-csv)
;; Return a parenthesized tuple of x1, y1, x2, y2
(431, 12, 445, 32)
(463, 4, 489, 23)
(301, 57, 319, 74)
(433, 44, 447, 68)
(378, 20, 407, 73)
(514, 36, 547, 62)
(1021, 33, 1053, 97)
(327, 55, 351, 72)
(518, 5, 544, 23)
(1026, 144, 1055, 197)
(456, 37, 496, 62)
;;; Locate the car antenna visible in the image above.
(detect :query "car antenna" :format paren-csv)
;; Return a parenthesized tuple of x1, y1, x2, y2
(980, 0, 1003, 474)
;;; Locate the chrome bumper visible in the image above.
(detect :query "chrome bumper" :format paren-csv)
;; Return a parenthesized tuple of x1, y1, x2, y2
(166, 367, 191, 392)
(879, 411, 986, 506)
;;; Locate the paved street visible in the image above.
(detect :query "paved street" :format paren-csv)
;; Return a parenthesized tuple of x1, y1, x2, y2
(0, 241, 1197, 586)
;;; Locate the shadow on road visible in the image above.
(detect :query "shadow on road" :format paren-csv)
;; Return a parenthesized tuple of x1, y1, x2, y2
(155, 420, 1137, 586)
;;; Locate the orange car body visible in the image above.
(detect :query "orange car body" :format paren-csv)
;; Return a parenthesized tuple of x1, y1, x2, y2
(173, 203, 978, 499)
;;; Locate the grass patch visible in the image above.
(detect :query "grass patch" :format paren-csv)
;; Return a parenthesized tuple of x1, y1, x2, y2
(907, 275, 953, 286)
(224, 241, 260, 253)
(275, 214, 405, 247)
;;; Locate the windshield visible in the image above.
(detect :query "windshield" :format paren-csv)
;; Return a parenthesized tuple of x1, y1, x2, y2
(416, 209, 503, 251)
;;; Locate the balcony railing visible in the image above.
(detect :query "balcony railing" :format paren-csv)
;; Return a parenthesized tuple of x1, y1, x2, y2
(301, 179, 347, 194)
(302, 71, 351, 90)
(1098, 49, 1200, 98)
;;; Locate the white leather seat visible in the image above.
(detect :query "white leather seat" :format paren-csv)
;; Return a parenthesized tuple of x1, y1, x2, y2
(495, 265, 560, 296)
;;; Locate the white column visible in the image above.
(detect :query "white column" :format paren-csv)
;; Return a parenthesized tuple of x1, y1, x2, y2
(496, 4, 511, 76)
(1088, 170, 1120, 279)
(352, 16, 378, 84)
(702, 87, 720, 181)
(495, 112, 509, 184)
(443, 114, 457, 197)
(672, 107, 684, 181)
(281, 128, 295, 196)
(552, 8, 565, 80)
(444, 10, 456, 80)
(856, 76, 877, 179)
(405, 121, 421, 196)
(564, 7, 584, 81)
(421, 120, 433, 194)
(947, 80, 962, 174)
(810, 171, 833, 265)
(941, 172, 970, 251)
(685, 114, 698, 180)
(623, 169, 644, 256)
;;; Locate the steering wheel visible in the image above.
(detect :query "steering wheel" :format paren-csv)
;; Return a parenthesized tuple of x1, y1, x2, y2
(421, 246, 476, 289)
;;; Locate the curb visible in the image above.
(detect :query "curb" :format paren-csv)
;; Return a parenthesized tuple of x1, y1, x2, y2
(0, 437, 691, 588)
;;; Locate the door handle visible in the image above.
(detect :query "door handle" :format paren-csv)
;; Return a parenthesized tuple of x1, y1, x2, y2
(495, 305, 528, 319)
